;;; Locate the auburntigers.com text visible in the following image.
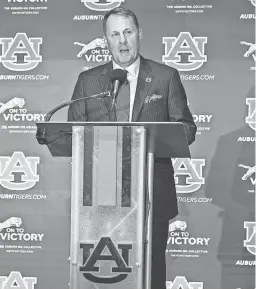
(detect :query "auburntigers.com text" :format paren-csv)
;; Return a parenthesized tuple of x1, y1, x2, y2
(0, 74, 49, 80)
(0, 193, 46, 200)
(178, 197, 212, 203)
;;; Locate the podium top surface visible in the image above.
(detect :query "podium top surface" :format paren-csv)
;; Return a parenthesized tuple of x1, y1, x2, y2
(37, 121, 182, 126)
(36, 122, 190, 158)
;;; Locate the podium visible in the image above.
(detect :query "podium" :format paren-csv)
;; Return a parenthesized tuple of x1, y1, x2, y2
(36, 122, 190, 289)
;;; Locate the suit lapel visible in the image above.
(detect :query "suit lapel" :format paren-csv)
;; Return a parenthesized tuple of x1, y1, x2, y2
(132, 56, 154, 121)
(99, 62, 116, 121)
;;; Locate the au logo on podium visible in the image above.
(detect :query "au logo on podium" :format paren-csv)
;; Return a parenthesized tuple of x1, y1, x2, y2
(80, 237, 133, 283)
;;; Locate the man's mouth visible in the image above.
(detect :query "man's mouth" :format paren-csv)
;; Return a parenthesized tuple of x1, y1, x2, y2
(119, 48, 130, 53)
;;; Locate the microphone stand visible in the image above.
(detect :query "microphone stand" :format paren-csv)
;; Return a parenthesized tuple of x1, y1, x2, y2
(36, 90, 111, 145)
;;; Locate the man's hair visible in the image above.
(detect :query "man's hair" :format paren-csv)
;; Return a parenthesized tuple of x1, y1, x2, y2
(103, 7, 139, 34)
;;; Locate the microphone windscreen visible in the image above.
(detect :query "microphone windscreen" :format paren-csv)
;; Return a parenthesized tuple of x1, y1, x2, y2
(110, 69, 127, 85)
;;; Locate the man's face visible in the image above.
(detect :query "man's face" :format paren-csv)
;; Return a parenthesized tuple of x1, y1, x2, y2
(105, 14, 142, 68)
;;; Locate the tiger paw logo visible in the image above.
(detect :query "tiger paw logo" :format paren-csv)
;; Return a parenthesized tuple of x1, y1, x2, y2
(244, 222, 256, 255)
(0, 152, 39, 190)
(0, 33, 42, 71)
(172, 158, 205, 193)
(0, 272, 37, 289)
(79, 237, 132, 283)
(162, 32, 207, 71)
(81, 0, 125, 11)
(245, 98, 256, 130)
(166, 276, 203, 289)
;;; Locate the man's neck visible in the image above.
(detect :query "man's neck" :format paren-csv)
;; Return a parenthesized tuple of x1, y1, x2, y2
(112, 56, 140, 77)
(112, 56, 140, 69)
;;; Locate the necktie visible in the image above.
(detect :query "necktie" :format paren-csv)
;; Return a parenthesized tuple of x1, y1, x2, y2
(116, 72, 130, 122)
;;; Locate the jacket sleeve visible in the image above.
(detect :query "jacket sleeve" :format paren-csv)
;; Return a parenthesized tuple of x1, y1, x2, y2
(67, 73, 88, 121)
(168, 69, 197, 145)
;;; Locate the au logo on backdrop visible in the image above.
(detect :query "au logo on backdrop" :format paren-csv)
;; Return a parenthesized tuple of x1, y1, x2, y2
(0, 33, 49, 80)
(166, 276, 203, 289)
(0, 33, 42, 71)
(172, 158, 211, 203)
(162, 32, 214, 81)
(79, 237, 132, 283)
(163, 32, 207, 71)
(74, 0, 125, 21)
(0, 271, 37, 289)
(172, 158, 206, 192)
(237, 98, 256, 142)
(246, 98, 256, 130)
(0, 152, 39, 191)
(236, 222, 256, 266)
(244, 222, 256, 256)
(81, 0, 125, 11)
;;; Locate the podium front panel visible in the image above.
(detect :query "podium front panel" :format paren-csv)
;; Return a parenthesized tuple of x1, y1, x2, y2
(69, 126, 147, 289)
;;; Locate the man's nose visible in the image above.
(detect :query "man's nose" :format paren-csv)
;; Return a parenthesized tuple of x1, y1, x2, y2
(119, 33, 128, 44)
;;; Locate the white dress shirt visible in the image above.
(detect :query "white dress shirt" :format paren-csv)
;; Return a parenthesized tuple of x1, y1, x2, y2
(112, 57, 140, 122)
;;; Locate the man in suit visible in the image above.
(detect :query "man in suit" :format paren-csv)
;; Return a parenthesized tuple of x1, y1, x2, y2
(68, 7, 197, 289)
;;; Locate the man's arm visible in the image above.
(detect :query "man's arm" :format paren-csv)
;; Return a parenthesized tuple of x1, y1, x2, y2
(67, 73, 88, 121)
(168, 69, 197, 145)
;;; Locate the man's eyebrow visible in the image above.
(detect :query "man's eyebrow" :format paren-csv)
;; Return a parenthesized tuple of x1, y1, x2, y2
(108, 29, 119, 33)
(109, 28, 132, 33)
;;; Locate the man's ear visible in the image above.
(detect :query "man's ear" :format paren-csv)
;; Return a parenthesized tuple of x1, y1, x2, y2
(103, 35, 108, 47)
(139, 28, 143, 40)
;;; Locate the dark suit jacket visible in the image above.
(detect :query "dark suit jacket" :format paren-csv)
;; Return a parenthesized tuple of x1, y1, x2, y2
(68, 55, 197, 221)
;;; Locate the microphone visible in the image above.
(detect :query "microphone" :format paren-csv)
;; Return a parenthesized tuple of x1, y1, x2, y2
(110, 69, 127, 109)
(36, 90, 111, 145)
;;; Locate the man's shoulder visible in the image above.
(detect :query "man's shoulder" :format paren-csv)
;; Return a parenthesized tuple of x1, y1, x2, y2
(78, 62, 110, 78)
(143, 57, 178, 75)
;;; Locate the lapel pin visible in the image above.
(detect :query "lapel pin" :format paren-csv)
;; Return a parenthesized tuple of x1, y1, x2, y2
(146, 77, 152, 83)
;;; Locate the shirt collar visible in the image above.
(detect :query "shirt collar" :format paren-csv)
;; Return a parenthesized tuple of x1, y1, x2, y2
(112, 56, 140, 79)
